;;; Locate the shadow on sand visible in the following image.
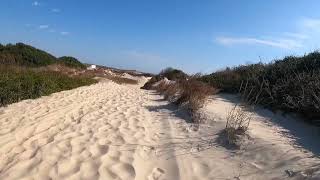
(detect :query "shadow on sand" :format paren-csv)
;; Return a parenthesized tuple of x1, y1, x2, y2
(218, 93, 320, 156)
(145, 97, 193, 124)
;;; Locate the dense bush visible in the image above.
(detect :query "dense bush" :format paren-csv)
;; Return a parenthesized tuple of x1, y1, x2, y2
(0, 43, 57, 66)
(201, 51, 320, 120)
(0, 43, 87, 69)
(58, 56, 86, 69)
(0, 66, 97, 106)
(141, 67, 187, 89)
(159, 67, 188, 80)
(141, 76, 162, 89)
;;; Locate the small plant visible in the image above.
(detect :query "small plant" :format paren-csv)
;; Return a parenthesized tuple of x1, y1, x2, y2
(225, 104, 252, 146)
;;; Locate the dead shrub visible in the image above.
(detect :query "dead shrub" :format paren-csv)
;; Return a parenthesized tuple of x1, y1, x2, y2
(225, 105, 252, 146)
(148, 74, 217, 124)
(163, 83, 181, 102)
(154, 81, 169, 92)
(176, 79, 215, 111)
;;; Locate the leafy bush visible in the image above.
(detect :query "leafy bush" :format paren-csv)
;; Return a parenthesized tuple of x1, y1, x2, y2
(0, 43, 57, 66)
(58, 56, 86, 69)
(141, 76, 162, 90)
(159, 67, 188, 80)
(201, 51, 320, 120)
(0, 65, 97, 106)
(141, 67, 187, 90)
(0, 43, 86, 70)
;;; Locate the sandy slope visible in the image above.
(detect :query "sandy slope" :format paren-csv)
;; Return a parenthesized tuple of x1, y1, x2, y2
(0, 78, 319, 180)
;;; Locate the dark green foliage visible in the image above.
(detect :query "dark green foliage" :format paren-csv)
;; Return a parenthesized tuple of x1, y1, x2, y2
(0, 43, 57, 66)
(141, 67, 187, 89)
(201, 64, 265, 93)
(141, 76, 161, 89)
(201, 51, 320, 120)
(0, 66, 97, 106)
(159, 67, 188, 80)
(58, 56, 86, 69)
(0, 43, 86, 69)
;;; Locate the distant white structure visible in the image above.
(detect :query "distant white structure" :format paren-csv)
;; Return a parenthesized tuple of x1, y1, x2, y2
(87, 64, 97, 70)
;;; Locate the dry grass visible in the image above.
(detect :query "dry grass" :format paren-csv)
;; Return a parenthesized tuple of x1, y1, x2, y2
(176, 79, 215, 111)
(225, 105, 252, 146)
(154, 80, 170, 92)
(163, 83, 181, 102)
(105, 75, 138, 85)
(152, 77, 217, 123)
(82, 68, 139, 85)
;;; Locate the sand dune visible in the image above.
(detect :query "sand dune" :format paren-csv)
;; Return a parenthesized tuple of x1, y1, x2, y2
(0, 78, 319, 179)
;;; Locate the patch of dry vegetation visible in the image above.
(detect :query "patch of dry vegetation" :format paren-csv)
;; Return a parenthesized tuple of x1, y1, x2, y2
(176, 79, 216, 111)
(163, 83, 181, 102)
(224, 105, 252, 147)
(105, 75, 138, 85)
(150, 71, 217, 122)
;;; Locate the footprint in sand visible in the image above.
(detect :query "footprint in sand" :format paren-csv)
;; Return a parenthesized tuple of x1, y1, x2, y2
(138, 145, 155, 160)
(148, 167, 165, 180)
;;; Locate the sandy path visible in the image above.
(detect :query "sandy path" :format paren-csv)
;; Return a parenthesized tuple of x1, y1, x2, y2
(0, 79, 320, 179)
(0, 80, 187, 180)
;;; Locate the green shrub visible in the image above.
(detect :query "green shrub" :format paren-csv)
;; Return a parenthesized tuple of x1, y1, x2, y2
(201, 51, 320, 120)
(159, 67, 188, 80)
(0, 66, 97, 106)
(0, 43, 86, 69)
(0, 43, 57, 66)
(141, 67, 187, 90)
(58, 56, 86, 69)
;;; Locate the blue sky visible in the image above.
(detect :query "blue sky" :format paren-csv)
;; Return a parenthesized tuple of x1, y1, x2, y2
(1, 0, 320, 73)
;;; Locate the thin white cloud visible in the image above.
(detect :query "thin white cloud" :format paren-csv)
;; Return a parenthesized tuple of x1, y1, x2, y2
(216, 36, 301, 49)
(32, 1, 39, 6)
(49, 29, 56, 33)
(39, 25, 49, 29)
(215, 17, 320, 50)
(51, 8, 61, 13)
(284, 32, 309, 39)
(60, 31, 70, 35)
(301, 18, 320, 30)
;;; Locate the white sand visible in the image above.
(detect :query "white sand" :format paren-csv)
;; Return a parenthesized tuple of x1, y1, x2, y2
(0, 78, 319, 179)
